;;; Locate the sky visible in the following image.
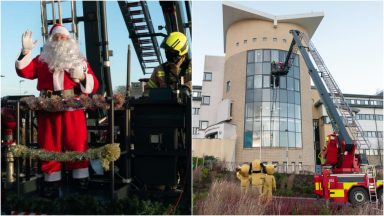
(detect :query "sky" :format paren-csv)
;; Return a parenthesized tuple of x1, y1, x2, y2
(193, 0, 384, 95)
(0, 0, 167, 96)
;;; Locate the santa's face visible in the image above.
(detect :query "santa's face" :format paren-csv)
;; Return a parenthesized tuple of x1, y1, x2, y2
(39, 33, 84, 73)
(52, 33, 69, 42)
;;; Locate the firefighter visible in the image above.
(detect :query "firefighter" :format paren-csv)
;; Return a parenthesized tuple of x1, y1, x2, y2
(250, 159, 264, 194)
(262, 164, 277, 202)
(236, 163, 251, 191)
(144, 32, 191, 94)
(15, 24, 99, 198)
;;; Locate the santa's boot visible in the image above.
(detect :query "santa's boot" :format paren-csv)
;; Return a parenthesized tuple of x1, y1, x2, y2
(41, 180, 60, 199)
(73, 177, 89, 191)
(41, 171, 61, 198)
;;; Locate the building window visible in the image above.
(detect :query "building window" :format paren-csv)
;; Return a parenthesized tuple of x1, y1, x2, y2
(273, 38, 277, 42)
(283, 39, 287, 43)
(236, 42, 239, 46)
(202, 96, 210, 105)
(192, 127, 199, 135)
(253, 38, 257, 42)
(226, 81, 231, 92)
(192, 91, 201, 98)
(263, 37, 267, 42)
(204, 72, 212, 81)
(192, 108, 200, 115)
(244, 39, 247, 44)
(244, 49, 301, 149)
(200, 121, 208, 130)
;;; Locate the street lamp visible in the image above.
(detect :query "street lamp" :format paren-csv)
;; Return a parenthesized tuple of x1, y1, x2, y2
(19, 80, 25, 95)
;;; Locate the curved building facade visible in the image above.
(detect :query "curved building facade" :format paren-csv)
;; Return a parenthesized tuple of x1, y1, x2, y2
(222, 2, 323, 171)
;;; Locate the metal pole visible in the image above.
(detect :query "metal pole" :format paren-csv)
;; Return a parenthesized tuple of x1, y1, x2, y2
(99, 1, 113, 97)
(51, 0, 56, 24)
(57, 0, 62, 24)
(16, 101, 21, 196)
(125, 45, 131, 180)
(259, 106, 262, 161)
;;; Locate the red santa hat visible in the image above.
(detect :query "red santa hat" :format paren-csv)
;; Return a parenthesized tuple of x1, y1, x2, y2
(49, 24, 70, 36)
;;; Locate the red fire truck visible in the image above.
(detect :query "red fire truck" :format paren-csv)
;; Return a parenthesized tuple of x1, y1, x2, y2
(272, 30, 383, 205)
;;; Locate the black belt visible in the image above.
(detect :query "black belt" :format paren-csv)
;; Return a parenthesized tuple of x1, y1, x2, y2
(40, 89, 76, 98)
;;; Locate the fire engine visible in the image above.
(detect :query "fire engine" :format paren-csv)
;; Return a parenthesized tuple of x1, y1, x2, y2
(272, 30, 383, 205)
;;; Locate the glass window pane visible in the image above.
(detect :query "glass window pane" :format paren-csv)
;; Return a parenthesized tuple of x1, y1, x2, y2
(288, 132, 296, 147)
(287, 118, 295, 132)
(254, 89, 262, 101)
(286, 66, 294, 77)
(253, 125, 261, 147)
(246, 103, 253, 118)
(247, 63, 255, 76)
(262, 117, 271, 131)
(255, 63, 262, 75)
(247, 76, 254, 89)
(279, 51, 287, 62)
(295, 119, 301, 132)
(263, 50, 271, 62)
(294, 54, 299, 66)
(294, 79, 300, 91)
(271, 117, 279, 131)
(255, 50, 262, 62)
(262, 131, 271, 147)
(247, 50, 255, 63)
(280, 118, 288, 131)
(254, 102, 262, 118)
(262, 62, 271, 75)
(280, 131, 288, 147)
(287, 77, 294, 90)
(271, 131, 279, 147)
(294, 66, 300, 79)
(288, 103, 295, 118)
(294, 91, 301, 104)
(280, 76, 286, 89)
(280, 102, 288, 117)
(262, 102, 271, 116)
(271, 50, 279, 62)
(288, 91, 295, 104)
(254, 75, 262, 88)
(295, 105, 301, 119)
(271, 101, 279, 117)
(263, 76, 271, 88)
(296, 133, 302, 148)
(246, 89, 254, 102)
(262, 89, 271, 101)
(280, 90, 287, 103)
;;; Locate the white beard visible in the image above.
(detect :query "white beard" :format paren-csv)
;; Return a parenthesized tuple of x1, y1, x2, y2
(39, 36, 85, 73)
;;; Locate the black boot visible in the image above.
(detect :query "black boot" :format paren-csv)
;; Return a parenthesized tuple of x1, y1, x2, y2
(73, 177, 89, 191)
(41, 181, 60, 199)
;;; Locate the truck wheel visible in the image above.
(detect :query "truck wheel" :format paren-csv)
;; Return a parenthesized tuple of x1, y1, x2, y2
(349, 187, 368, 206)
(378, 188, 383, 204)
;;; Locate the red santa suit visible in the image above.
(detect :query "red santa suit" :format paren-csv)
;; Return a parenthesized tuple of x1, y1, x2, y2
(15, 52, 99, 181)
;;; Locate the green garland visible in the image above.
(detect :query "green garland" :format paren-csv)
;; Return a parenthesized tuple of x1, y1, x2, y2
(19, 93, 126, 112)
(9, 143, 120, 171)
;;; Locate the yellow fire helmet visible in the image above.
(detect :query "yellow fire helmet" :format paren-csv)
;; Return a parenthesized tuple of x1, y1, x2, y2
(161, 32, 189, 56)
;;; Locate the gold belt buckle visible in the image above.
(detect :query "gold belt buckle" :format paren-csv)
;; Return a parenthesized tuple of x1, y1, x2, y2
(46, 90, 53, 98)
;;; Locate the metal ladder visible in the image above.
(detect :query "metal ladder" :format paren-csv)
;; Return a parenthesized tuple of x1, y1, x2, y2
(40, 0, 79, 41)
(300, 32, 371, 151)
(365, 165, 378, 205)
(118, 1, 163, 75)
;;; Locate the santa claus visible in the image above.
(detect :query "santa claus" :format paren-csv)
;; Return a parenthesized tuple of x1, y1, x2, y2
(15, 24, 99, 198)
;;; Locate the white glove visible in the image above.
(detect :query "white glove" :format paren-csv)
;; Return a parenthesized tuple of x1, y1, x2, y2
(69, 64, 86, 83)
(21, 31, 38, 54)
